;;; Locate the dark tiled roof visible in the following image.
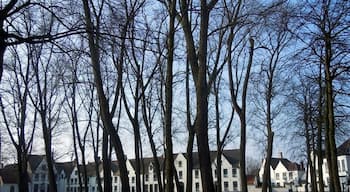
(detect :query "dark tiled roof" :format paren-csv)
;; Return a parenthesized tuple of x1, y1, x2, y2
(337, 138, 350, 156)
(0, 166, 18, 184)
(28, 154, 45, 171)
(189, 149, 240, 169)
(56, 162, 75, 176)
(128, 157, 164, 173)
(271, 158, 303, 171)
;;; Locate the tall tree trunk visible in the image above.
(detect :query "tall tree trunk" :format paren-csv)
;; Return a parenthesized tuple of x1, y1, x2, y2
(262, 61, 275, 192)
(317, 66, 325, 192)
(325, 44, 341, 192)
(142, 95, 163, 192)
(262, 133, 273, 192)
(228, 38, 254, 192)
(103, 131, 112, 192)
(17, 150, 29, 192)
(81, 1, 130, 191)
(321, 1, 340, 191)
(165, 0, 176, 191)
(41, 118, 57, 192)
(185, 57, 194, 192)
(194, 2, 215, 191)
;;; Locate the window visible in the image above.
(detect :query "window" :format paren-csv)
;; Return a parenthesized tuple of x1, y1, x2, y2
(132, 177, 135, 183)
(10, 186, 14, 192)
(153, 173, 157, 181)
(114, 185, 117, 192)
(214, 169, 217, 178)
(179, 171, 183, 180)
(40, 184, 45, 192)
(154, 184, 158, 192)
(232, 168, 237, 177)
(144, 185, 148, 192)
(34, 174, 39, 181)
(276, 173, 280, 180)
(195, 182, 200, 192)
(224, 182, 229, 192)
(283, 172, 287, 180)
(145, 174, 149, 182)
(233, 181, 238, 191)
(114, 176, 118, 183)
(289, 172, 293, 180)
(195, 170, 199, 179)
(223, 169, 228, 178)
(92, 187, 95, 192)
(342, 159, 346, 172)
(178, 161, 182, 168)
(74, 170, 78, 175)
(149, 164, 153, 171)
(34, 184, 39, 192)
(41, 174, 46, 181)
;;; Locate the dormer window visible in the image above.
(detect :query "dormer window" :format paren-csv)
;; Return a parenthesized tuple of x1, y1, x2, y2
(178, 161, 182, 168)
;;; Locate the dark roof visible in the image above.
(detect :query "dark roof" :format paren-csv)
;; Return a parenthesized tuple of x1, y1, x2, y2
(271, 158, 303, 171)
(337, 138, 350, 156)
(128, 157, 164, 173)
(56, 162, 75, 176)
(28, 155, 45, 171)
(189, 149, 240, 169)
(0, 166, 18, 184)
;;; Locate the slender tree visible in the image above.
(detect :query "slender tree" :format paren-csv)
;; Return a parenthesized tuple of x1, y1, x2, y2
(0, 45, 37, 192)
(81, 0, 130, 191)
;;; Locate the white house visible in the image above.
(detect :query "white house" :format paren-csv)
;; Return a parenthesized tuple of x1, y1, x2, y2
(258, 152, 305, 189)
(313, 139, 350, 191)
(0, 149, 242, 192)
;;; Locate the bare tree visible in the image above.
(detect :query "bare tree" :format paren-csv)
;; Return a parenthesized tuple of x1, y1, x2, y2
(178, 0, 221, 190)
(81, 0, 130, 190)
(0, 0, 82, 83)
(250, 3, 295, 192)
(0, 45, 37, 192)
(29, 43, 65, 192)
(298, 1, 350, 191)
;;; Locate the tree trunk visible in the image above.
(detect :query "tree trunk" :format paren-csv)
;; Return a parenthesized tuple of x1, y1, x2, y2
(185, 55, 194, 192)
(317, 67, 325, 192)
(81, 1, 130, 191)
(165, 0, 176, 191)
(17, 150, 29, 192)
(237, 38, 254, 192)
(103, 131, 112, 192)
(262, 132, 273, 192)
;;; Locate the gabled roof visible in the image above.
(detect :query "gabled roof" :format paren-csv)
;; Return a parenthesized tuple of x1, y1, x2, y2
(128, 157, 164, 173)
(337, 138, 350, 156)
(28, 154, 45, 171)
(271, 158, 303, 171)
(56, 162, 75, 176)
(0, 165, 18, 184)
(189, 149, 240, 169)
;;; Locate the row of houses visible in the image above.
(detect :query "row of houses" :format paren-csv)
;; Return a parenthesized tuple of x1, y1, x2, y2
(1, 139, 350, 192)
(0, 150, 242, 192)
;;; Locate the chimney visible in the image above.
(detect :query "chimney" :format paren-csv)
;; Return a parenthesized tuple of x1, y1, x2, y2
(279, 152, 283, 159)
